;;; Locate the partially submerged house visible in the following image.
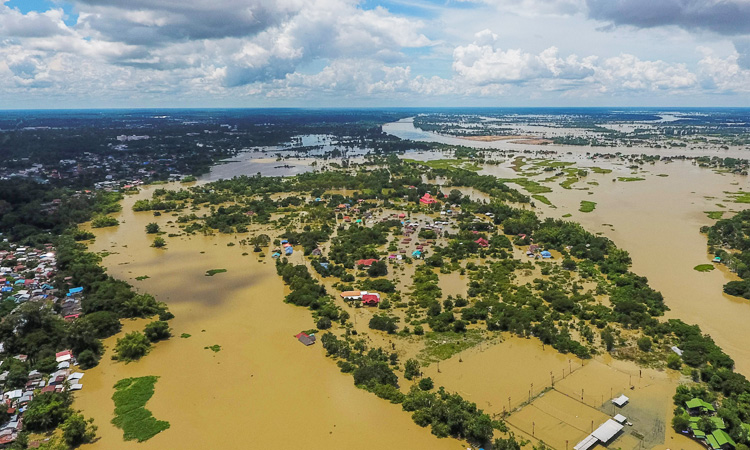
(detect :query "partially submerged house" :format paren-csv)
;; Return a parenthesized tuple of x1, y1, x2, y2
(419, 193, 438, 205)
(362, 293, 381, 306)
(295, 332, 316, 346)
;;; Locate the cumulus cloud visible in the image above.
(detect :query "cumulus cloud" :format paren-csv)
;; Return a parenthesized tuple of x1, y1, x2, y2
(450, 29, 697, 94)
(698, 49, 750, 92)
(74, 0, 304, 45)
(0, 3, 72, 38)
(452, 29, 595, 85)
(587, 0, 750, 35)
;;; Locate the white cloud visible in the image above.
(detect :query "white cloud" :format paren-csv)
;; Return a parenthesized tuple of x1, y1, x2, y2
(698, 50, 750, 93)
(452, 29, 595, 85)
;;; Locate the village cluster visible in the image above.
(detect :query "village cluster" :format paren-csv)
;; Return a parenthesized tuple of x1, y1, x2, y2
(0, 241, 86, 446)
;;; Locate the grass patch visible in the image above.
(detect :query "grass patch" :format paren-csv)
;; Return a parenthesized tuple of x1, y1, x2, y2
(402, 159, 480, 171)
(562, 213, 572, 218)
(180, 333, 191, 339)
(531, 159, 575, 169)
(725, 191, 750, 204)
(590, 167, 612, 174)
(559, 177, 578, 189)
(694, 264, 715, 272)
(617, 177, 645, 182)
(531, 194, 552, 206)
(111, 376, 170, 442)
(705, 211, 724, 220)
(579, 201, 597, 213)
(135, 275, 150, 281)
(498, 178, 552, 194)
(205, 269, 227, 276)
(656, 174, 669, 177)
(417, 330, 487, 364)
(205, 345, 221, 352)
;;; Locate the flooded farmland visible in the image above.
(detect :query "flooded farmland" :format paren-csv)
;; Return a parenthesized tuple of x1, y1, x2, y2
(73, 120, 750, 450)
(387, 119, 750, 378)
(75, 186, 464, 450)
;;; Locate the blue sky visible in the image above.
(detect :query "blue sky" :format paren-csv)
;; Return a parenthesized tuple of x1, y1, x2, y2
(0, 0, 749, 108)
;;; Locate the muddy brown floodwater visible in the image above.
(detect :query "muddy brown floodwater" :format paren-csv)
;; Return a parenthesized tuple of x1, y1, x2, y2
(76, 185, 464, 450)
(532, 161, 750, 377)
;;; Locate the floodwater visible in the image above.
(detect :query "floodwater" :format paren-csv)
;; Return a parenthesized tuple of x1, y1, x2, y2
(384, 117, 750, 159)
(535, 161, 750, 376)
(76, 186, 464, 450)
(75, 123, 750, 450)
(385, 119, 750, 378)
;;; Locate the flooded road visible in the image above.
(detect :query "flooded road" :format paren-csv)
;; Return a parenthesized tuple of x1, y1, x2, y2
(76, 186, 464, 450)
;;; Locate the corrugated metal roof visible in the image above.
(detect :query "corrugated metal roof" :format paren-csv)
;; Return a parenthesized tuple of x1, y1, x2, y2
(591, 419, 624, 443)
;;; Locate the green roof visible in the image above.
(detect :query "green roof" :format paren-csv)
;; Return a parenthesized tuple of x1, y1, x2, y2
(686, 398, 715, 411)
(711, 417, 726, 429)
(706, 435, 720, 450)
(712, 430, 736, 447)
(693, 429, 706, 438)
(690, 417, 701, 423)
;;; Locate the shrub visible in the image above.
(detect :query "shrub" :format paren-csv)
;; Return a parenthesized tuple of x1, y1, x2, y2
(143, 321, 171, 342)
(418, 377, 434, 390)
(114, 331, 151, 361)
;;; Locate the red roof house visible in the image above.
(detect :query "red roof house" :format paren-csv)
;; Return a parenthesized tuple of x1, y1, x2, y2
(420, 193, 438, 205)
(356, 259, 379, 267)
(475, 238, 489, 248)
(362, 294, 381, 306)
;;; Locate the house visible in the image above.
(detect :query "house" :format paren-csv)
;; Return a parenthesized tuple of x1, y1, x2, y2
(356, 259, 379, 267)
(295, 332, 316, 346)
(311, 248, 322, 256)
(343, 216, 351, 222)
(340, 291, 363, 300)
(412, 250, 422, 258)
(475, 238, 489, 248)
(362, 293, 381, 306)
(55, 350, 73, 363)
(285, 247, 293, 256)
(541, 250, 552, 259)
(420, 193, 438, 205)
(686, 398, 715, 414)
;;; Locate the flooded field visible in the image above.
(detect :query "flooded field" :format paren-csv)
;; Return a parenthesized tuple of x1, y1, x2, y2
(386, 119, 750, 379)
(73, 121, 750, 450)
(76, 186, 464, 450)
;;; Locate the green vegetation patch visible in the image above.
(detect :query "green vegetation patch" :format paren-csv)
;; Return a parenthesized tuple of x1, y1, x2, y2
(111, 376, 170, 442)
(562, 213, 572, 218)
(705, 211, 724, 220)
(617, 177, 645, 182)
(579, 201, 597, 213)
(205, 268, 227, 276)
(657, 174, 669, 177)
(724, 191, 750, 204)
(694, 264, 715, 273)
(417, 330, 486, 364)
(205, 344, 221, 352)
(531, 194, 552, 206)
(135, 275, 150, 281)
(180, 333, 191, 339)
(91, 215, 119, 228)
(498, 178, 552, 194)
(402, 158, 480, 171)
(590, 167, 612, 174)
(560, 176, 578, 189)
